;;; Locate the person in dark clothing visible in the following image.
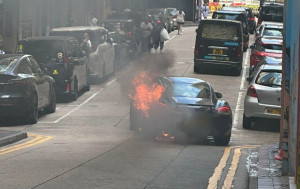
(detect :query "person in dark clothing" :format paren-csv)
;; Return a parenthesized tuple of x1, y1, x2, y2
(151, 20, 166, 53)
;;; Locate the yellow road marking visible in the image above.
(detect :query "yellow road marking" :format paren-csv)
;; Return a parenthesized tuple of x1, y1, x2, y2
(222, 148, 241, 189)
(0, 134, 52, 156)
(207, 147, 231, 189)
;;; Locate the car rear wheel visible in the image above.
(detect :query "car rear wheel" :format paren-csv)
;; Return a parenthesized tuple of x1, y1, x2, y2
(214, 131, 231, 146)
(243, 114, 252, 129)
(45, 85, 56, 113)
(27, 93, 38, 124)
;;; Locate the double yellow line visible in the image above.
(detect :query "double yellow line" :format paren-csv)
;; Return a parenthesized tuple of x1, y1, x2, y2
(208, 145, 258, 189)
(0, 134, 52, 156)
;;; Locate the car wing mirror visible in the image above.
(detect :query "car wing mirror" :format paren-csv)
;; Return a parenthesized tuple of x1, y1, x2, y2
(215, 92, 223, 99)
(246, 76, 253, 83)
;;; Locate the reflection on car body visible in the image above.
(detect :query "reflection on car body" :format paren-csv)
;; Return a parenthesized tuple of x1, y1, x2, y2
(18, 36, 90, 101)
(243, 65, 282, 129)
(0, 54, 56, 124)
(130, 77, 233, 146)
(49, 26, 115, 81)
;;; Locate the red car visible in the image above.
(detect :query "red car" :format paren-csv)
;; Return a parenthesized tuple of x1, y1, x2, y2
(250, 36, 282, 70)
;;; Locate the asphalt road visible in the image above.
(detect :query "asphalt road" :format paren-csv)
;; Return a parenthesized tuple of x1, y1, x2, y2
(0, 27, 279, 189)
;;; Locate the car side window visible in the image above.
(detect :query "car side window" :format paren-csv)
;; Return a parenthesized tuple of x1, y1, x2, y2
(17, 58, 33, 74)
(28, 57, 40, 73)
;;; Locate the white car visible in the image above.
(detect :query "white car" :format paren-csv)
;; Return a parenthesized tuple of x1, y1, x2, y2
(243, 64, 282, 129)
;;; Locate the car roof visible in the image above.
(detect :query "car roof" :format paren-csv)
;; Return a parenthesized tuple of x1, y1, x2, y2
(261, 21, 283, 28)
(201, 19, 242, 25)
(19, 36, 77, 42)
(260, 64, 282, 71)
(163, 77, 207, 84)
(261, 37, 283, 45)
(214, 10, 245, 15)
(50, 26, 106, 32)
(222, 7, 246, 12)
(262, 2, 284, 7)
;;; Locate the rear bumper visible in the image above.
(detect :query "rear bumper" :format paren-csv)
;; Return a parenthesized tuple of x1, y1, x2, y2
(194, 58, 242, 70)
(244, 96, 281, 119)
(0, 96, 31, 117)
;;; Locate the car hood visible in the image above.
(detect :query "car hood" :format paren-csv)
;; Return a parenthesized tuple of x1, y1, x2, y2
(172, 97, 213, 106)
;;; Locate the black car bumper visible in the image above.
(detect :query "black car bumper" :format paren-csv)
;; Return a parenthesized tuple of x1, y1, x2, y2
(0, 97, 31, 117)
(194, 58, 242, 71)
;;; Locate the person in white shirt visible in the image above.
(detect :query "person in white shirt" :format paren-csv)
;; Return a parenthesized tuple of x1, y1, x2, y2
(140, 18, 153, 53)
(201, 4, 210, 19)
(176, 10, 185, 35)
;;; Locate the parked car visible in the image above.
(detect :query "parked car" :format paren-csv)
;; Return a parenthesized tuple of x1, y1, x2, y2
(255, 21, 283, 39)
(166, 8, 178, 30)
(257, 2, 284, 27)
(147, 8, 173, 33)
(0, 54, 56, 124)
(249, 36, 283, 71)
(243, 65, 282, 129)
(130, 77, 232, 145)
(49, 26, 115, 81)
(222, 7, 256, 34)
(212, 10, 249, 51)
(17, 36, 90, 101)
(249, 56, 282, 77)
(194, 19, 244, 75)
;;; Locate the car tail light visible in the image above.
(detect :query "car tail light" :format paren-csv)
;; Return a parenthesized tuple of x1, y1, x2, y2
(126, 32, 132, 36)
(255, 51, 282, 58)
(247, 85, 258, 98)
(172, 15, 177, 19)
(66, 84, 70, 92)
(250, 17, 254, 21)
(257, 18, 262, 27)
(217, 106, 231, 114)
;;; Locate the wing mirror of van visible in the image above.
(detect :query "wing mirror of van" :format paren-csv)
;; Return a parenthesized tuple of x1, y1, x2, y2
(215, 92, 223, 99)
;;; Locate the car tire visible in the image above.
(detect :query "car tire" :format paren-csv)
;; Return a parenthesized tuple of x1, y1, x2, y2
(214, 131, 231, 146)
(130, 106, 139, 130)
(194, 66, 205, 74)
(243, 114, 252, 129)
(27, 93, 38, 124)
(45, 85, 56, 113)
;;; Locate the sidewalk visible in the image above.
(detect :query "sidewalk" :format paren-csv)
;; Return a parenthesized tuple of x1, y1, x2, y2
(248, 143, 293, 189)
(0, 130, 27, 147)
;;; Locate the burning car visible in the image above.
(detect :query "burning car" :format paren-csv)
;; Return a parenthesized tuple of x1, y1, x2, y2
(129, 75, 232, 145)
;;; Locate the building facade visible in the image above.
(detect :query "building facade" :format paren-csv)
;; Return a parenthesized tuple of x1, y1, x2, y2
(0, 0, 111, 53)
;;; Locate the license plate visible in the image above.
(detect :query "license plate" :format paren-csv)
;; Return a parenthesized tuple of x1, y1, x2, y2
(266, 108, 281, 114)
(213, 49, 223, 55)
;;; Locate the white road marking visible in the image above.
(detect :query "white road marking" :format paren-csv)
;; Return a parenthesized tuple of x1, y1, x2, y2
(39, 89, 103, 124)
(164, 35, 176, 45)
(106, 78, 116, 86)
(233, 50, 249, 130)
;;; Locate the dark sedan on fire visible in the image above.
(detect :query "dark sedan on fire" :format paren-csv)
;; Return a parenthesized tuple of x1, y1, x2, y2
(130, 77, 232, 145)
(0, 54, 56, 124)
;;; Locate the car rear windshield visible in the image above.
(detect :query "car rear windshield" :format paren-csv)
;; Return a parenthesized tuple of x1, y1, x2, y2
(262, 43, 282, 52)
(263, 28, 283, 37)
(200, 23, 239, 41)
(261, 7, 283, 22)
(173, 83, 211, 99)
(256, 70, 282, 87)
(0, 56, 20, 72)
(20, 41, 64, 63)
(213, 13, 242, 22)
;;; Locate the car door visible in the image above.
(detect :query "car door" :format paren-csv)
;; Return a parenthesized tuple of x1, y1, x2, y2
(17, 58, 45, 108)
(28, 57, 50, 107)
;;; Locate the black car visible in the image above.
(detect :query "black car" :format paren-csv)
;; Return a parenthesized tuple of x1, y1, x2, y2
(17, 36, 90, 101)
(257, 2, 284, 27)
(212, 10, 249, 51)
(0, 54, 56, 124)
(130, 77, 232, 145)
(147, 8, 173, 33)
(194, 19, 244, 75)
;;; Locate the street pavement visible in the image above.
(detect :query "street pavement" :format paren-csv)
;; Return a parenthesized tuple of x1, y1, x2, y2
(0, 26, 284, 189)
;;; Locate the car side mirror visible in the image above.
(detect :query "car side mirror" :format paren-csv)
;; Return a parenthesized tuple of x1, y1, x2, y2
(215, 92, 222, 99)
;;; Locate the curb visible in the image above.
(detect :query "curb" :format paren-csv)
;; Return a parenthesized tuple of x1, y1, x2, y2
(0, 131, 28, 147)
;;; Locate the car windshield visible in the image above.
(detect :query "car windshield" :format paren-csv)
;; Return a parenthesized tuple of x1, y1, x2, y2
(173, 83, 211, 99)
(261, 7, 283, 22)
(263, 28, 283, 37)
(213, 13, 242, 21)
(256, 70, 282, 87)
(0, 56, 20, 72)
(201, 23, 239, 41)
(20, 41, 64, 63)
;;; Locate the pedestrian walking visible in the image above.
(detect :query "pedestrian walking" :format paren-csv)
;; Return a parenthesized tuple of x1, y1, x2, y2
(81, 33, 92, 54)
(176, 10, 185, 35)
(201, 4, 210, 19)
(152, 20, 166, 53)
(140, 17, 153, 54)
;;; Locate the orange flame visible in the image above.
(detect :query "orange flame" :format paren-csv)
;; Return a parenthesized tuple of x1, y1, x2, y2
(130, 72, 165, 117)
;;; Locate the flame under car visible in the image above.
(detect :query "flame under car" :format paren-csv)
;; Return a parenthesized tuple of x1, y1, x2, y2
(130, 77, 233, 145)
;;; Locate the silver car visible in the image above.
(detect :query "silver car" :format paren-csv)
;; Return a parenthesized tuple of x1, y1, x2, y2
(243, 65, 282, 129)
